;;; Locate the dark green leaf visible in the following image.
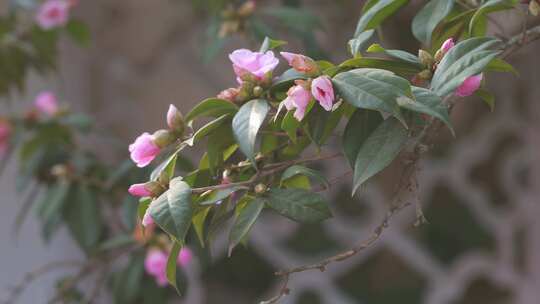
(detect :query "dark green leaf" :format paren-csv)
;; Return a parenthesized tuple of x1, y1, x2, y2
(352, 117, 408, 194)
(228, 197, 264, 255)
(198, 186, 246, 205)
(343, 109, 383, 167)
(185, 98, 238, 122)
(430, 37, 500, 97)
(332, 68, 411, 125)
(399, 87, 454, 135)
(150, 151, 179, 181)
(265, 188, 332, 223)
(232, 99, 270, 164)
(486, 58, 518, 75)
(63, 185, 103, 252)
(167, 178, 193, 243)
(354, 0, 408, 35)
(348, 29, 375, 57)
(469, 0, 517, 36)
(167, 241, 182, 295)
(339, 57, 422, 75)
(187, 114, 230, 145)
(412, 0, 454, 44)
(366, 44, 422, 67)
(475, 88, 495, 111)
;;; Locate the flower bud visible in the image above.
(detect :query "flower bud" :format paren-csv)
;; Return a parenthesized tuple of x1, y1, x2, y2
(280, 52, 320, 75)
(254, 183, 267, 194)
(418, 50, 434, 68)
(530, 0, 540, 16)
(217, 87, 240, 102)
(166, 104, 185, 135)
(152, 129, 176, 148)
(252, 86, 263, 97)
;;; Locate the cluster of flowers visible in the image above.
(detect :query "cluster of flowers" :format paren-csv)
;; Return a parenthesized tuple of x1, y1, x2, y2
(0, 91, 61, 155)
(219, 49, 336, 121)
(35, 0, 78, 30)
(145, 247, 193, 286)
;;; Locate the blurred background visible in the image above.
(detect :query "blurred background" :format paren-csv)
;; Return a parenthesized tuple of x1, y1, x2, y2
(1, 0, 539, 303)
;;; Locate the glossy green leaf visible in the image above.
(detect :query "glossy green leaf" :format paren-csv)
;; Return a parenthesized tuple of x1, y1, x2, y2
(264, 188, 332, 223)
(411, 0, 454, 44)
(469, 0, 517, 36)
(167, 178, 193, 243)
(198, 186, 246, 205)
(332, 68, 411, 125)
(475, 88, 495, 111)
(167, 241, 182, 295)
(352, 117, 408, 194)
(63, 185, 103, 252)
(281, 110, 301, 143)
(343, 109, 383, 167)
(430, 37, 500, 97)
(150, 151, 178, 181)
(354, 0, 408, 36)
(339, 57, 422, 75)
(185, 98, 238, 122)
(260, 36, 287, 52)
(366, 44, 422, 67)
(192, 207, 210, 247)
(348, 29, 375, 57)
(188, 114, 230, 145)
(232, 99, 270, 164)
(39, 181, 71, 223)
(228, 197, 264, 255)
(486, 58, 519, 75)
(399, 87, 454, 135)
(281, 165, 330, 189)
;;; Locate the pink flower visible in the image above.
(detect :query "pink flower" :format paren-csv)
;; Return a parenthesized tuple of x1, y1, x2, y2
(311, 76, 335, 111)
(282, 84, 311, 121)
(229, 49, 279, 82)
(177, 248, 193, 267)
(128, 183, 152, 197)
(36, 0, 70, 30)
(440, 38, 455, 54)
(142, 209, 155, 227)
(129, 132, 160, 168)
(280, 52, 318, 74)
(0, 120, 11, 155)
(455, 74, 483, 97)
(144, 250, 168, 286)
(34, 91, 59, 116)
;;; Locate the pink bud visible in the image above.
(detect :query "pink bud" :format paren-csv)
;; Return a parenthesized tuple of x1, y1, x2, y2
(144, 250, 168, 286)
(129, 132, 161, 168)
(142, 209, 155, 227)
(177, 247, 193, 267)
(128, 183, 152, 197)
(282, 84, 311, 121)
(217, 87, 240, 102)
(441, 38, 455, 54)
(34, 91, 59, 116)
(229, 49, 279, 81)
(36, 0, 70, 30)
(311, 76, 335, 111)
(280, 52, 318, 74)
(166, 104, 184, 133)
(455, 74, 483, 97)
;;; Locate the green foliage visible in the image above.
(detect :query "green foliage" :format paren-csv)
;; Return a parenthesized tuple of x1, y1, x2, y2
(264, 188, 332, 223)
(412, 0, 454, 44)
(232, 99, 270, 165)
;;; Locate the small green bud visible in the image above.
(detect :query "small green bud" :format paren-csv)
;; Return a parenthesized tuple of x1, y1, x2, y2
(254, 183, 267, 194)
(418, 50, 434, 68)
(152, 129, 176, 148)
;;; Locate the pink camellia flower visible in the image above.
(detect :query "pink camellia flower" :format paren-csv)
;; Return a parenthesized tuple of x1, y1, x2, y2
(229, 49, 279, 82)
(144, 250, 168, 286)
(129, 132, 160, 168)
(34, 91, 59, 116)
(311, 76, 335, 111)
(282, 84, 311, 121)
(36, 0, 70, 30)
(142, 209, 155, 227)
(455, 74, 483, 97)
(177, 247, 193, 267)
(440, 38, 455, 54)
(0, 120, 11, 155)
(128, 183, 152, 197)
(280, 52, 318, 74)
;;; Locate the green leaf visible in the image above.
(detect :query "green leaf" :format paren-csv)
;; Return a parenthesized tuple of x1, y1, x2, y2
(486, 58, 519, 75)
(348, 29, 375, 57)
(260, 37, 287, 52)
(63, 185, 103, 253)
(39, 181, 71, 224)
(430, 37, 500, 97)
(281, 110, 301, 143)
(228, 197, 264, 255)
(232, 99, 270, 164)
(150, 150, 179, 181)
(192, 207, 210, 247)
(65, 19, 91, 47)
(398, 87, 454, 135)
(475, 88, 495, 111)
(149, 180, 192, 242)
(281, 165, 330, 189)
(167, 241, 182, 295)
(339, 57, 422, 75)
(411, 0, 454, 44)
(366, 44, 422, 67)
(187, 114, 231, 145)
(113, 254, 145, 303)
(138, 197, 151, 221)
(469, 0, 517, 36)
(343, 109, 383, 167)
(167, 178, 193, 243)
(352, 117, 408, 194)
(354, 0, 408, 36)
(332, 68, 411, 125)
(198, 186, 246, 205)
(264, 188, 332, 223)
(185, 98, 238, 122)
(305, 105, 341, 146)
